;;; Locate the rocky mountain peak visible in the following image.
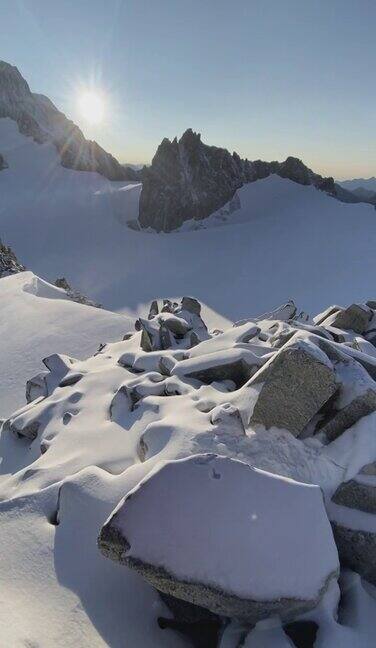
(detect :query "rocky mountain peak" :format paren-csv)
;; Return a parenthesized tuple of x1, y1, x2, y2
(0, 60, 31, 98)
(0, 60, 133, 181)
(138, 129, 338, 232)
(0, 239, 25, 277)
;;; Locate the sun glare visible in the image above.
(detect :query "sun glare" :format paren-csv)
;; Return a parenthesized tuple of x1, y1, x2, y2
(78, 91, 104, 124)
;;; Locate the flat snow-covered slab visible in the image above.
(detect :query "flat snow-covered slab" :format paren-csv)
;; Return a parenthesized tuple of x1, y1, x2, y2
(100, 454, 339, 618)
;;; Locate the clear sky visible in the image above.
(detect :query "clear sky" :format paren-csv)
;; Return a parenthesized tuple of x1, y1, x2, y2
(1, 0, 375, 178)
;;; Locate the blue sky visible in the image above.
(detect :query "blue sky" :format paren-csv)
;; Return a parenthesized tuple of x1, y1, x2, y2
(1, 0, 375, 178)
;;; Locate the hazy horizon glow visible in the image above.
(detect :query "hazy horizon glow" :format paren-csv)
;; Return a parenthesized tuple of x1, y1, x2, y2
(1, 0, 375, 179)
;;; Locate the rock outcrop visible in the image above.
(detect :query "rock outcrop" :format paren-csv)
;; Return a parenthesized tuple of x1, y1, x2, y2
(247, 339, 337, 436)
(330, 463, 376, 585)
(0, 60, 133, 181)
(138, 129, 339, 231)
(54, 277, 102, 308)
(99, 454, 339, 622)
(135, 296, 209, 351)
(0, 239, 25, 277)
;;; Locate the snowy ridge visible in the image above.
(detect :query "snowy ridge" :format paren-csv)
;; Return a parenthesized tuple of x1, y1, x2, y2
(0, 271, 132, 416)
(3, 295, 376, 645)
(0, 60, 130, 180)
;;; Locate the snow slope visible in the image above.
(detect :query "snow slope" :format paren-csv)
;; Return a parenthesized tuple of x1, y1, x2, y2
(0, 271, 132, 417)
(1, 118, 376, 326)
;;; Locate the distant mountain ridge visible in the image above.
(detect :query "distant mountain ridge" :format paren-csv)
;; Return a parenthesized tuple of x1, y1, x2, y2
(0, 60, 132, 181)
(138, 129, 366, 232)
(339, 177, 376, 192)
(338, 178, 376, 205)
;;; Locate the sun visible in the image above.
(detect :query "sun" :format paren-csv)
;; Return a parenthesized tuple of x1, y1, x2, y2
(78, 91, 104, 124)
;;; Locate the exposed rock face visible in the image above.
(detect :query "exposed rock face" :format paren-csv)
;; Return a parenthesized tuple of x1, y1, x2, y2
(138, 129, 338, 231)
(330, 464, 376, 585)
(247, 340, 337, 436)
(99, 454, 338, 623)
(0, 60, 132, 181)
(0, 239, 25, 277)
(328, 304, 373, 334)
(321, 388, 376, 442)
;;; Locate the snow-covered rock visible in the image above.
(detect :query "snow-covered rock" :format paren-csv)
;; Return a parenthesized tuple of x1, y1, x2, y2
(330, 464, 376, 585)
(99, 454, 339, 622)
(4, 296, 376, 643)
(322, 303, 373, 335)
(136, 296, 209, 351)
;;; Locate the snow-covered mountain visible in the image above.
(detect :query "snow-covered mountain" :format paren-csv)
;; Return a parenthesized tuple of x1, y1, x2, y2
(339, 178, 376, 205)
(340, 177, 376, 192)
(1, 114, 376, 326)
(0, 61, 132, 180)
(3, 60, 376, 648)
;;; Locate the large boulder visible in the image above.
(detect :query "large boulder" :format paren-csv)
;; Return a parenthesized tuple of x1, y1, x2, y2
(318, 359, 376, 442)
(171, 348, 263, 388)
(247, 339, 337, 436)
(330, 463, 376, 584)
(325, 304, 373, 335)
(99, 454, 339, 622)
(321, 389, 376, 442)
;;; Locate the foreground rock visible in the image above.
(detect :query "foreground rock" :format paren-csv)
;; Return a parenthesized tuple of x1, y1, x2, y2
(99, 454, 338, 622)
(330, 463, 376, 585)
(321, 303, 373, 335)
(248, 339, 337, 436)
(136, 296, 209, 351)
